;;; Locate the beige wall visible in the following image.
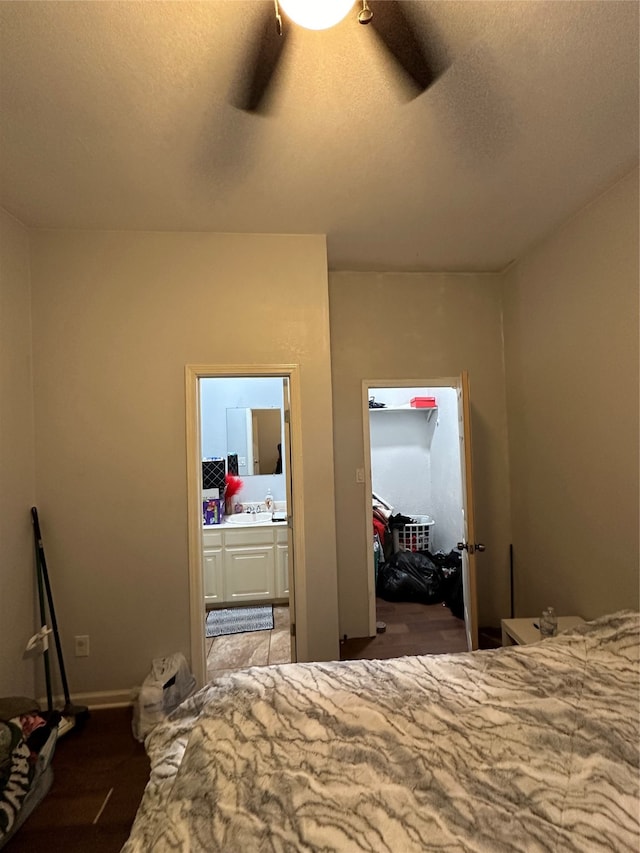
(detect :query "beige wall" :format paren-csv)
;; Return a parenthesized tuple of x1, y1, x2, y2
(28, 231, 339, 697)
(6, 166, 636, 703)
(502, 168, 639, 618)
(329, 272, 512, 638)
(0, 209, 36, 696)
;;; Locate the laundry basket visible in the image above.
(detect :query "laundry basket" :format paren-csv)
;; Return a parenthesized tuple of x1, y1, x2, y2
(392, 515, 434, 553)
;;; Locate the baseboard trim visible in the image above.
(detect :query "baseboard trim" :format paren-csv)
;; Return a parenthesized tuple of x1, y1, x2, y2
(38, 689, 134, 710)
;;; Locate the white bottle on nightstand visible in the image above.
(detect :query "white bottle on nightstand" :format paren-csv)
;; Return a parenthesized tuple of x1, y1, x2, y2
(540, 606, 558, 638)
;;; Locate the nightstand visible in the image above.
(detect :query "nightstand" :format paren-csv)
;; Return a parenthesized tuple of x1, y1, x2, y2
(501, 615, 585, 646)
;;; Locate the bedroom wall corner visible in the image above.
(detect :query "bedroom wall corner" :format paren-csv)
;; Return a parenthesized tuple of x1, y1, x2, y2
(0, 207, 37, 698)
(502, 167, 640, 620)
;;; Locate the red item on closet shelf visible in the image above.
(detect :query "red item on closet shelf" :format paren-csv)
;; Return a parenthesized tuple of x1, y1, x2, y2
(410, 397, 436, 408)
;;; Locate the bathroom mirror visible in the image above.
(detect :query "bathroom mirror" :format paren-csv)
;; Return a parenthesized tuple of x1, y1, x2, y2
(226, 408, 283, 476)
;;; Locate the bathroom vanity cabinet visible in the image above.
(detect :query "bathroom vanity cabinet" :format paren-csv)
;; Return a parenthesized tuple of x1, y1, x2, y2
(203, 524, 289, 606)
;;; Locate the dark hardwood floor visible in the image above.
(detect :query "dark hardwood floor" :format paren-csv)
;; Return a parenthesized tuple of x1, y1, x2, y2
(8, 707, 149, 853)
(339, 598, 503, 660)
(340, 599, 468, 660)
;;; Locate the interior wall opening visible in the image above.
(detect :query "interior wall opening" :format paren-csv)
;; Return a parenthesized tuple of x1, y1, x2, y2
(189, 372, 296, 685)
(342, 381, 470, 661)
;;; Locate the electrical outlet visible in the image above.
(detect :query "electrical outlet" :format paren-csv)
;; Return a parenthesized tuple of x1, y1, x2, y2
(74, 635, 90, 657)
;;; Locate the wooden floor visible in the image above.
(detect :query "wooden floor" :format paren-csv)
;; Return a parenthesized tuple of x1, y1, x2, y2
(340, 599, 468, 660)
(8, 707, 149, 853)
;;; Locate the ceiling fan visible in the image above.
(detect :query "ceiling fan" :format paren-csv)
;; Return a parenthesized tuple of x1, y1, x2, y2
(233, 0, 445, 113)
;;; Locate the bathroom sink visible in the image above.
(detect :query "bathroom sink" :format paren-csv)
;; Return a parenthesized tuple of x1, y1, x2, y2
(226, 512, 274, 525)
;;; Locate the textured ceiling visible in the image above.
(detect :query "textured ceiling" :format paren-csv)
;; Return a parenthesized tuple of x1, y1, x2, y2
(0, 1, 638, 271)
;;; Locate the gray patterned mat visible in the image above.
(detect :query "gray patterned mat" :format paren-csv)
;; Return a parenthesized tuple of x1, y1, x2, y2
(205, 606, 274, 638)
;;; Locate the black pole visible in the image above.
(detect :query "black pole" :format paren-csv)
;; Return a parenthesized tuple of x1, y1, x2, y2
(509, 544, 514, 619)
(30, 507, 72, 706)
(33, 538, 53, 713)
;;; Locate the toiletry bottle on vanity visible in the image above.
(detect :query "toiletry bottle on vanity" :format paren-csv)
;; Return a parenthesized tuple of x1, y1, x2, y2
(265, 489, 274, 513)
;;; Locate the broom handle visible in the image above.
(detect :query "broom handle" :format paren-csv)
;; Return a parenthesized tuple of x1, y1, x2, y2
(30, 508, 72, 706)
(34, 538, 53, 713)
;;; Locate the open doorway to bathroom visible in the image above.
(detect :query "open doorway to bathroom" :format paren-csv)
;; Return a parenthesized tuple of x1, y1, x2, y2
(345, 378, 477, 660)
(185, 366, 300, 688)
(200, 375, 292, 682)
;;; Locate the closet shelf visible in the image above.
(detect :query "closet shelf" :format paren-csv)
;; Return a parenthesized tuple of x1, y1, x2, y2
(369, 406, 438, 421)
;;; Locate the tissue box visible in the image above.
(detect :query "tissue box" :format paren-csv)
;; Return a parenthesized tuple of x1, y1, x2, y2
(410, 397, 436, 408)
(203, 498, 224, 526)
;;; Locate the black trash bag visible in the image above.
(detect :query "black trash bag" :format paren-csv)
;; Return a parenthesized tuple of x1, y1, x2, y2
(442, 568, 464, 620)
(376, 550, 444, 605)
(429, 549, 464, 620)
(428, 549, 461, 569)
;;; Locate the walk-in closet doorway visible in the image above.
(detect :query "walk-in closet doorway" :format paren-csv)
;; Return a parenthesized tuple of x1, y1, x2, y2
(361, 374, 481, 651)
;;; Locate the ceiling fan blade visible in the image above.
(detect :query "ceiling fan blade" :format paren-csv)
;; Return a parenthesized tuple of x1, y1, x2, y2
(367, 1, 439, 95)
(232, 2, 289, 113)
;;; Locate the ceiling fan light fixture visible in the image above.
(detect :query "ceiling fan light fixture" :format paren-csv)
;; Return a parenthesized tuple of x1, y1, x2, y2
(278, 0, 354, 31)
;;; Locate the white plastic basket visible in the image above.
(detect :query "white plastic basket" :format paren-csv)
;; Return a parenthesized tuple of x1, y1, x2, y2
(392, 515, 434, 553)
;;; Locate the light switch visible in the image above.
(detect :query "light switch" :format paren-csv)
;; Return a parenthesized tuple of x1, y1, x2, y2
(356, 468, 365, 483)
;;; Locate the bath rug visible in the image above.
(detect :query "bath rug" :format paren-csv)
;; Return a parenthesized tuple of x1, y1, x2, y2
(206, 605, 274, 638)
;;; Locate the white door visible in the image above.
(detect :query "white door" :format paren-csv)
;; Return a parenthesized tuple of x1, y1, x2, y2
(457, 371, 482, 651)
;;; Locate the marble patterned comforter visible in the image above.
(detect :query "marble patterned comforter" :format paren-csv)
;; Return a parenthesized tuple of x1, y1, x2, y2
(123, 611, 639, 852)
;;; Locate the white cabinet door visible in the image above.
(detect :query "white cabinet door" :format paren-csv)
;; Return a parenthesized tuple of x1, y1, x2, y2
(276, 544, 289, 598)
(224, 546, 275, 602)
(203, 547, 223, 604)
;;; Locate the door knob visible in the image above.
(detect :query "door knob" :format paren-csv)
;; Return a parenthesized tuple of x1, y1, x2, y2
(457, 542, 486, 554)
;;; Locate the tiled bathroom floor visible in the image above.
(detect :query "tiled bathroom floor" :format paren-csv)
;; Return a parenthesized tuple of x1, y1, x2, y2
(206, 605, 291, 681)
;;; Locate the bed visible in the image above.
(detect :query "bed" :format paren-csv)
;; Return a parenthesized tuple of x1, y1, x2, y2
(123, 611, 639, 852)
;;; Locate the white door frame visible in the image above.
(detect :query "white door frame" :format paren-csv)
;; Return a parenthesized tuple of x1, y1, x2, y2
(361, 376, 475, 645)
(185, 364, 304, 687)
(457, 370, 479, 650)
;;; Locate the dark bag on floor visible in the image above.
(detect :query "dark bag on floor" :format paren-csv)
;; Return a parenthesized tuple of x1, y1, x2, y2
(430, 550, 464, 620)
(376, 551, 444, 605)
